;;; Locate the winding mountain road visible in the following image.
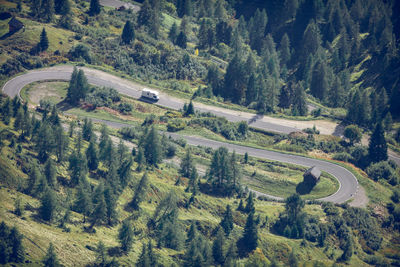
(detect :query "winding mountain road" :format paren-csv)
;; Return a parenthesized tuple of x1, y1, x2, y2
(2, 66, 362, 205)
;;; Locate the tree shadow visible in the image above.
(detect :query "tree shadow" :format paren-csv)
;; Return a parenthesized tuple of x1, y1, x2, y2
(108, 246, 123, 257)
(248, 114, 264, 125)
(296, 181, 315, 195)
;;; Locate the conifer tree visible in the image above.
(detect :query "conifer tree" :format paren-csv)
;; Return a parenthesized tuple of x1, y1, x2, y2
(39, 189, 58, 222)
(291, 82, 307, 116)
(14, 197, 23, 217)
(121, 21, 135, 45)
(82, 118, 94, 141)
(279, 33, 291, 66)
(136, 242, 150, 267)
(220, 204, 234, 235)
(104, 184, 118, 226)
(95, 241, 107, 266)
(41, 0, 55, 22)
(368, 122, 388, 163)
(180, 148, 195, 178)
(39, 28, 49, 51)
(144, 126, 162, 166)
(186, 222, 197, 243)
(118, 220, 134, 253)
(89, 0, 101, 15)
(9, 226, 25, 263)
(44, 158, 57, 189)
(245, 192, 255, 213)
(42, 243, 60, 267)
(212, 227, 225, 265)
(86, 138, 99, 171)
(135, 147, 145, 171)
(74, 182, 91, 223)
(237, 211, 258, 257)
(224, 242, 238, 267)
(176, 31, 187, 49)
(54, 125, 68, 162)
(89, 190, 107, 228)
(169, 22, 178, 44)
(130, 173, 149, 210)
(310, 61, 328, 100)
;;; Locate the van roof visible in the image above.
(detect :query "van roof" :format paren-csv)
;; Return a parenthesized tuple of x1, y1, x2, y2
(142, 88, 159, 95)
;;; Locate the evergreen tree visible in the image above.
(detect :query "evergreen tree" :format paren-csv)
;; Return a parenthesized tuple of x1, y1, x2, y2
(54, 125, 68, 162)
(135, 147, 145, 172)
(288, 251, 298, 267)
(143, 126, 162, 166)
(89, 0, 101, 15)
(176, 31, 187, 49)
(310, 61, 328, 100)
(340, 236, 353, 262)
(74, 182, 91, 223)
(39, 28, 49, 51)
(39, 189, 58, 222)
(118, 220, 134, 253)
(104, 183, 118, 226)
(248, 8, 268, 53)
(220, 204, 234, 235)
(224, 242, 238, 267)
(9, 226, 25, 263)
(136, 243, 150, 267)
(327, 76, 345, 108)
(184, 101, 195, 117)
(130, 173, 149, 210)
(55, 0, 70, 15)
(86, 138, 99, 171)
(180, 148, 195, 178)
(82, 118, 94, 141)
(368, 122, 388, 163)
(89, 189, 107, 228)
(212, 227, 225, 265)
(186, 167, 199, 194)
(121, 21, 135, 45)
(291, 82, 307, 116)
(237, 211, 258, 257)
(245, 192, 255, 213)
(42, 243, 60, 267)
(224, 55, 246, 103)
(95, 241, 107, 266)
(67, 67, 89, 105)
(279, 33, 291, 66)
(169, 22, 178, 44)
(186, 222, 197, 243)
(14, 197, 23, 217)
(41, 0, 55, 22)
(44, 158, 57, 189)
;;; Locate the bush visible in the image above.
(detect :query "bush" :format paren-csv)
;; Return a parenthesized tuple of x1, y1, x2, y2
(165, 143, 177, 158)
(119, 127, 138, 140)
(116, 102, 133, 114)
(350, 146, 369, 169)
(318, 140, 344, 153)
(85, 87, 120, 108)
(366, 161, 396, 182)
(68, 44, 92, 63)
(332, 152, 352, 162)
(167, 119, 186, 132)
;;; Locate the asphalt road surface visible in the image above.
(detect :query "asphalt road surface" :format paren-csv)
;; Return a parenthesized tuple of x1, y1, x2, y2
(2, 66, 362, 203)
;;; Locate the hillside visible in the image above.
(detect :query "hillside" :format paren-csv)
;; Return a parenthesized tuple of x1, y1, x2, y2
(1, 0, 400, 266)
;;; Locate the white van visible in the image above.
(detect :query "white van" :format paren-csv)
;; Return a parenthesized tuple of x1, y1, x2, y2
(141, 88, 159, 101)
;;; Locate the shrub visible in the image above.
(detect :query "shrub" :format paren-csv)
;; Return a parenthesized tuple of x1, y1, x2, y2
(68, 44, 92, 63)
(366, 161, 396, 182)
(167, 119, 186, 132)
(318, 140, 344, 153)
(332, 152, 352, 162)
(119, 127, 138, 140)
(117, 102, 133, 114)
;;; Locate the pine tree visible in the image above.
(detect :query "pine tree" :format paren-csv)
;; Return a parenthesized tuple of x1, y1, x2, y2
(212, 227, 225, 265)
(54, 126, 68, 162)
(291, 82, 307, 116)
(14, 197, 23, 217)
(310, 61, 328, 100)
(186, 222, 197, 243)
(89, 0, 101, 15)
(220, 204, 234, 235)
(130, 172, 149, 210)
(224, 55, 246, 103)
(121, 21, 135, 45)
(136, 242, 150, 267)
(224, 242, 238, 267)
(95, 241, 107, 266)
(74, 182, 91, 223)
(288, 250, 298, 267)
(279, 33, 291, 66)
(89, 190, 107, 228)
(39, 28, 49, 51)
(39, 189, 58, 222)
(180, 148, 195, 178)
(245, 192, 255, 213)
(44, 158, 57, 189)
(9, 226, 25, 263)
(42, 243, 60, 267)
(135, 147, 145, 171)
(368, 122, 388, 163)
(82, 118, 94, 141)
(340, 236, 353, 262)
(169, 22, 178, 44)
(118, 220, 134, 253)
(144, 126, 162, 166)
(55, 0, 70, 15)
(41, 0, 55, 22)
(237, 211, 258, 257)
(176, 31, 187, 49)
(86, 138, 99, 171)
(327, 76, 345, 108)
(104, 184, 118, 226)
